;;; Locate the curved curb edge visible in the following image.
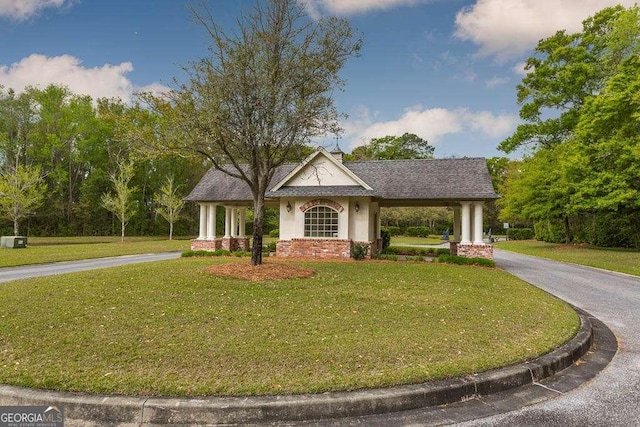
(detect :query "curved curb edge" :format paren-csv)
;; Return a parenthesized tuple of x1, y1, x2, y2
(0, 309, 596, 426)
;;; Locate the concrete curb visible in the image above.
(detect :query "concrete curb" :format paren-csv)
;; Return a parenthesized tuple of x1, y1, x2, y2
(0, 310, 593, 426)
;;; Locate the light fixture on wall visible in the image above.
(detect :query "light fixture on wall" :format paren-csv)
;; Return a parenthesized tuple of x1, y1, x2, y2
(286, 201, 292, 212)
(354, 201, 360, 213)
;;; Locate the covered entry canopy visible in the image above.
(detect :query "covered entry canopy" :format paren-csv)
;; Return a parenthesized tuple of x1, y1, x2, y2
(185, 148, 499, 258)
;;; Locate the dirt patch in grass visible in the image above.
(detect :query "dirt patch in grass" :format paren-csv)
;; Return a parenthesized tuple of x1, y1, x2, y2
(205, 260, 316, 281)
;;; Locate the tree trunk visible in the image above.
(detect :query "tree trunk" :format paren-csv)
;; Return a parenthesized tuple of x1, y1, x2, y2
(251, 193, 265, 266)
(169, 221, 174, 241)
(13, 219, 19, 236)
(563, 216, 572, 244)
(121, 221, 125, 242)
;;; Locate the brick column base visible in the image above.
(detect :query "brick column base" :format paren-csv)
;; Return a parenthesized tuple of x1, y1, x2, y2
(276, 239, 352, 259)
(220, 237, 250, 252)
(191, 238, 250, 252)
(449, 242, 494, 260)
(234, 237, 250, 251)
(191, 239, 222, 251)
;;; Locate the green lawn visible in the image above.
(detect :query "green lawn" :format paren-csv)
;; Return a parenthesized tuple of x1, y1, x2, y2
(0, 258, 579, 397)
(496, 240, 640, 277)
(0, 237, 191, 268)
(389, 235, 446, 245)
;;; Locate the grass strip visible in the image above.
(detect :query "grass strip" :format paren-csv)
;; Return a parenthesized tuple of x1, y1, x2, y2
(0, 258, 578, 397)
(0, 238, 190, 268)
(496, 240, 640, 277)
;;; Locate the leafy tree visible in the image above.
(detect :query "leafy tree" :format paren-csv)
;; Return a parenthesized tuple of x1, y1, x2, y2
(345, 133, 433, 161)
(154, 175, 185, 240)
(500, 5, 640, 154)
(28, 85, 102, 233)
(567, 55, 640, 214)
(498, 5, 640, 246)
(0, 163, 45, 235)
(0, 87, 35, 169)
(101, 159, 138, 242)
(499, 147, 574, 243)
(142, 0, 361, 265)
(485, 157, 512, 231)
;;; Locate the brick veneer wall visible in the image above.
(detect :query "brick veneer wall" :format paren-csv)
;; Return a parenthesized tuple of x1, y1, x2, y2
(277, 239, 352, 259)
(449, 242, 494, 260)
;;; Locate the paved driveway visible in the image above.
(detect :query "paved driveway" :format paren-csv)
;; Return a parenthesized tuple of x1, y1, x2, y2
(0, 252, 181, 283)
(459, 249, 640, 426)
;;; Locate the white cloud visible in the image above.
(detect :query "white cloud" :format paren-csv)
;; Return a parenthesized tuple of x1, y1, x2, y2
(512, 61, 529, 76)
(300, 0, 426, 17)
(455, 0, 639, 60)
(485, 75, 510, 88)
(340, 104, 518, 151)
(135, 82, 172, 98)
(0, 54, 168, 102)
(0, 0, 72, 21)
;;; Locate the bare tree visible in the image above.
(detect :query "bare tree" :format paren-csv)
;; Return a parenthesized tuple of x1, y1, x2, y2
(141, 0, 361, 265)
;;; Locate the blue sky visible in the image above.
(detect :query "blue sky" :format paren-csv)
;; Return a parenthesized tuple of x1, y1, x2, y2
(0, 0, 634, 158)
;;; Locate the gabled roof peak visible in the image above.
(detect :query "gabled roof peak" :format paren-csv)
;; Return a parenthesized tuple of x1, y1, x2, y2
(269, 146, 372, 192)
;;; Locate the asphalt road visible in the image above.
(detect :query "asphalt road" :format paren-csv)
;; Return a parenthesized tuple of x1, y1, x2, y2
(0, 252, 181, 283)
(458, 249, 640, 427)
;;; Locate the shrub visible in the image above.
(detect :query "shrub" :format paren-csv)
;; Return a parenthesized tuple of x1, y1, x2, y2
(380, 229, 391, 252)
(232, 251, 251, 257)
(351, 242, 369, 260)
(181, 249, 232, 257)
(590, 211, 638, 248)
(534, 219, 566, 243)
(437, 254, 495, 267)
(268, 229, 280, 238)
(385, 246, 437, 256)
(406, 226, 430, 237)
(264, 241, 277, 252)
(508, 228, 535, 240)
(381, 226, 401, 236)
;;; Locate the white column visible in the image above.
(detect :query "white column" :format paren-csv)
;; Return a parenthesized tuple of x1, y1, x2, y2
(473, 201, 484, 245)
(206, 203, 216, 240)
(239, 208, 246, 237)
(453, 206, 461, 242)
(224, 206, 232, 237)
(460, 201, 472, 244)
(198, 204, 207, 240)
(230, 208, 237, 237)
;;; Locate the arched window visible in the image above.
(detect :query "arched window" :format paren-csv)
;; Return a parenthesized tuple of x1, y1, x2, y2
(304, 206, 339, 237)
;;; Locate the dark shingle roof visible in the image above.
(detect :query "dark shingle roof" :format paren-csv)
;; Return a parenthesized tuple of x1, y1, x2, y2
(266, 186, 376, 198)
(344, 158, 499, 201)
(185, 157, 499, 204)
(184, 164, 294, 203)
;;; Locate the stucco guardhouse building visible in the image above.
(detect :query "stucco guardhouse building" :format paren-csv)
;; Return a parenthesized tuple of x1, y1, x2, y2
(185, 146, 499, 259)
